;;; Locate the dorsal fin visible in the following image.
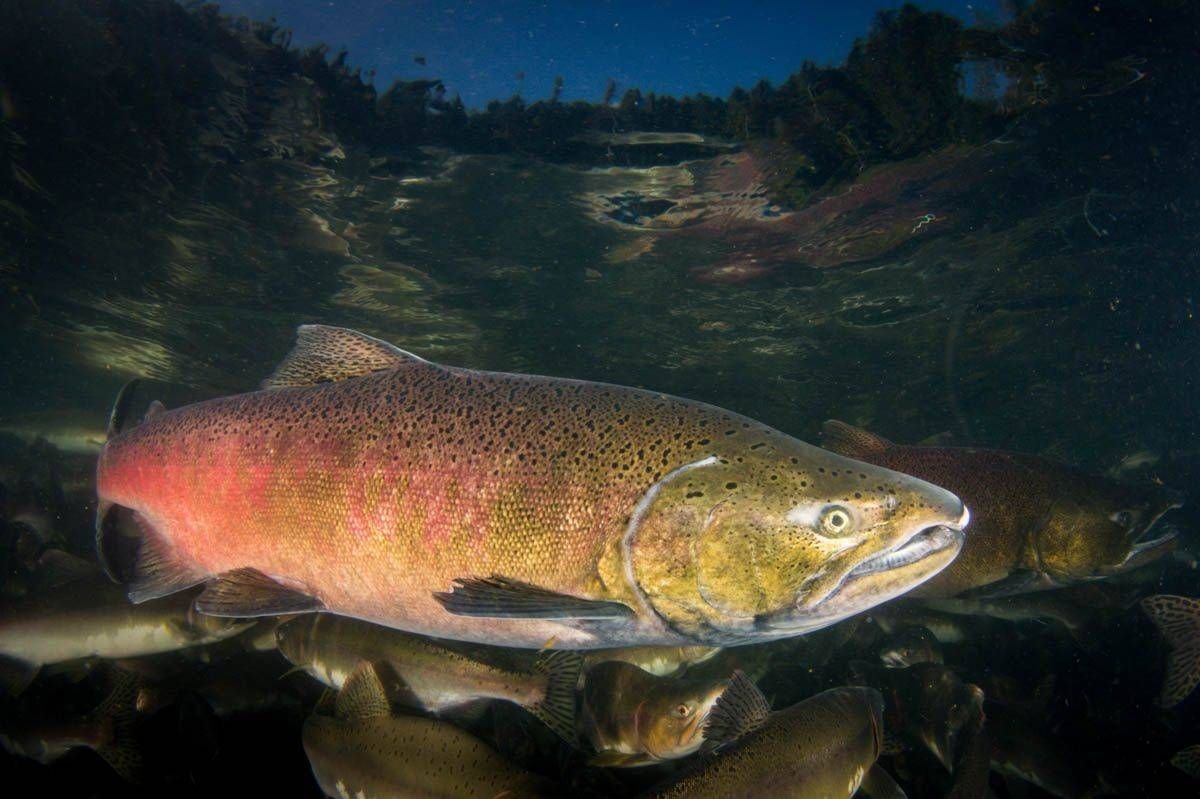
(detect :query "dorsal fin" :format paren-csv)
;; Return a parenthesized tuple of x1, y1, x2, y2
(263, 325, 429, 389)
(143, 400, 166, 422)
(703, 670, 771, 750)
(336, 661, 392, 721)
(821, 420, 894, 458)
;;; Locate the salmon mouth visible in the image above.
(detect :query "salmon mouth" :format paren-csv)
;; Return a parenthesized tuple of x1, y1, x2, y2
(847, 524, 965, 580)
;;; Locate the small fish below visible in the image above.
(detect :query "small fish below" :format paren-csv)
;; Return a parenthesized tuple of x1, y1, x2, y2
(849, 660, 983, 774)
(275, 613, 581, 741)
(580, 660, 730, 767)
(878, 625, 944, 668)
(302, 660, 558, 799)
(649, 671, 901, 798)
(582, 645, 720, 677)
(0, 671, 143, 782)
(0, 550, 250, 695)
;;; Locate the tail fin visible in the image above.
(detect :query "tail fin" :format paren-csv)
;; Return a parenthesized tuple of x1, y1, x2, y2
(1140, 595, 1200, 706)
(93, 672, 145, 783)
(530, 650, 582, 743)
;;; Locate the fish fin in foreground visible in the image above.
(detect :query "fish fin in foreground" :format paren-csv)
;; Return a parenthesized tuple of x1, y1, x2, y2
(1140, 594, 1200, 707)
(701, 670, 770, 752)
(531, 650, 584, 743)
(860, 763, 908, 799)
(820, 420, 894, 458)
(335, 661, 392, 721)
(262, 324, 429, 388)
(194, 568, 325, 617)
(93, 671, 145, 783)
(434, 576, 636, 620)
(1171, 744, 1200, 780)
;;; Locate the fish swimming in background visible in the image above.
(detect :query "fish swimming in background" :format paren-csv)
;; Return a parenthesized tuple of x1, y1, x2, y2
(274, 613, 581, 741)
(0, 409, 108, 455)
(850, 660, 983, 773)
(95, 325, 969, 650)
(303, 661, 557, 799)
(652, 672, 899, 798)
(0, 671, 142, 782)
(579, 660, 730, 767)
(878, 624, 943, 668)
(821, 420, 1182, 598)
(0, 550, 250, 694)
(1140, 594, 1200, 706)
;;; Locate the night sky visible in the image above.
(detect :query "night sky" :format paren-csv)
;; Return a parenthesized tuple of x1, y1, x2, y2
(214, 1, 1002, 108)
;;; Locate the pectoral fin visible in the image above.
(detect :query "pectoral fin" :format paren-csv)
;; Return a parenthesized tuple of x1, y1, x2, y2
(434, 576, 635, 620)
(194, 568, 324, 618)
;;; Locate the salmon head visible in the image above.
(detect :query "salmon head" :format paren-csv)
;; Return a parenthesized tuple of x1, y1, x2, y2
(634, 672, 731, 760)
(626, 439, 970, 644)
(1034, 480, 1182, 587)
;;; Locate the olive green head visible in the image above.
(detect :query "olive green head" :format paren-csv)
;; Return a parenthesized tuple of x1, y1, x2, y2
(276, 614, 321, 667)
(628, 437, 969, 644)
(636, 673, 732, 760)
(1035, 479, 1182, 586)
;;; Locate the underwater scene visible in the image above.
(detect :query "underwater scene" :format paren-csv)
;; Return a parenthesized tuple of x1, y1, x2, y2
(0, 0, 1198, 796)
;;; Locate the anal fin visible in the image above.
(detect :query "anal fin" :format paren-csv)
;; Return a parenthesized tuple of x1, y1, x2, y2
(194, 568, 324, 618)
(434, 576, 634, 620)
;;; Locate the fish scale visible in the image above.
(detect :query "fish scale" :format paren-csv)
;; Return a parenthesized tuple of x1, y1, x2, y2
(96, 325, 968, 649)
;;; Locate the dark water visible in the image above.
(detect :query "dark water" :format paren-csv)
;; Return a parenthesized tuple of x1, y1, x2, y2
(1, 0, 1198, 796)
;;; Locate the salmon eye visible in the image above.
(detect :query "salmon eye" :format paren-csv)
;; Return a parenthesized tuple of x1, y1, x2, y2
(676, 704, 692, 718)
(1110, 510, 1133, 528)
(820, 506, 854, 536)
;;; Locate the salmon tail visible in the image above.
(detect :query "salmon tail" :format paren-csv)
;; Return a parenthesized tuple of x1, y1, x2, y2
(820, 420, 894, 458)
(94, 671, 145, 783)
(96, 503, 205, 602)
(531, 650, 583, 743)
(702, 670, 770, 752)
(1140, 594, 1200, 707)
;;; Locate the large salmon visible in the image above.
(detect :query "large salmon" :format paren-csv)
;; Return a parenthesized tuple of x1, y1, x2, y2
(96, 325, 968, 649)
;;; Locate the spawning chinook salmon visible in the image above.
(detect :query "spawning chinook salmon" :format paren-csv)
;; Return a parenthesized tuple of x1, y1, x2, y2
(96, 325, 969, 649)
